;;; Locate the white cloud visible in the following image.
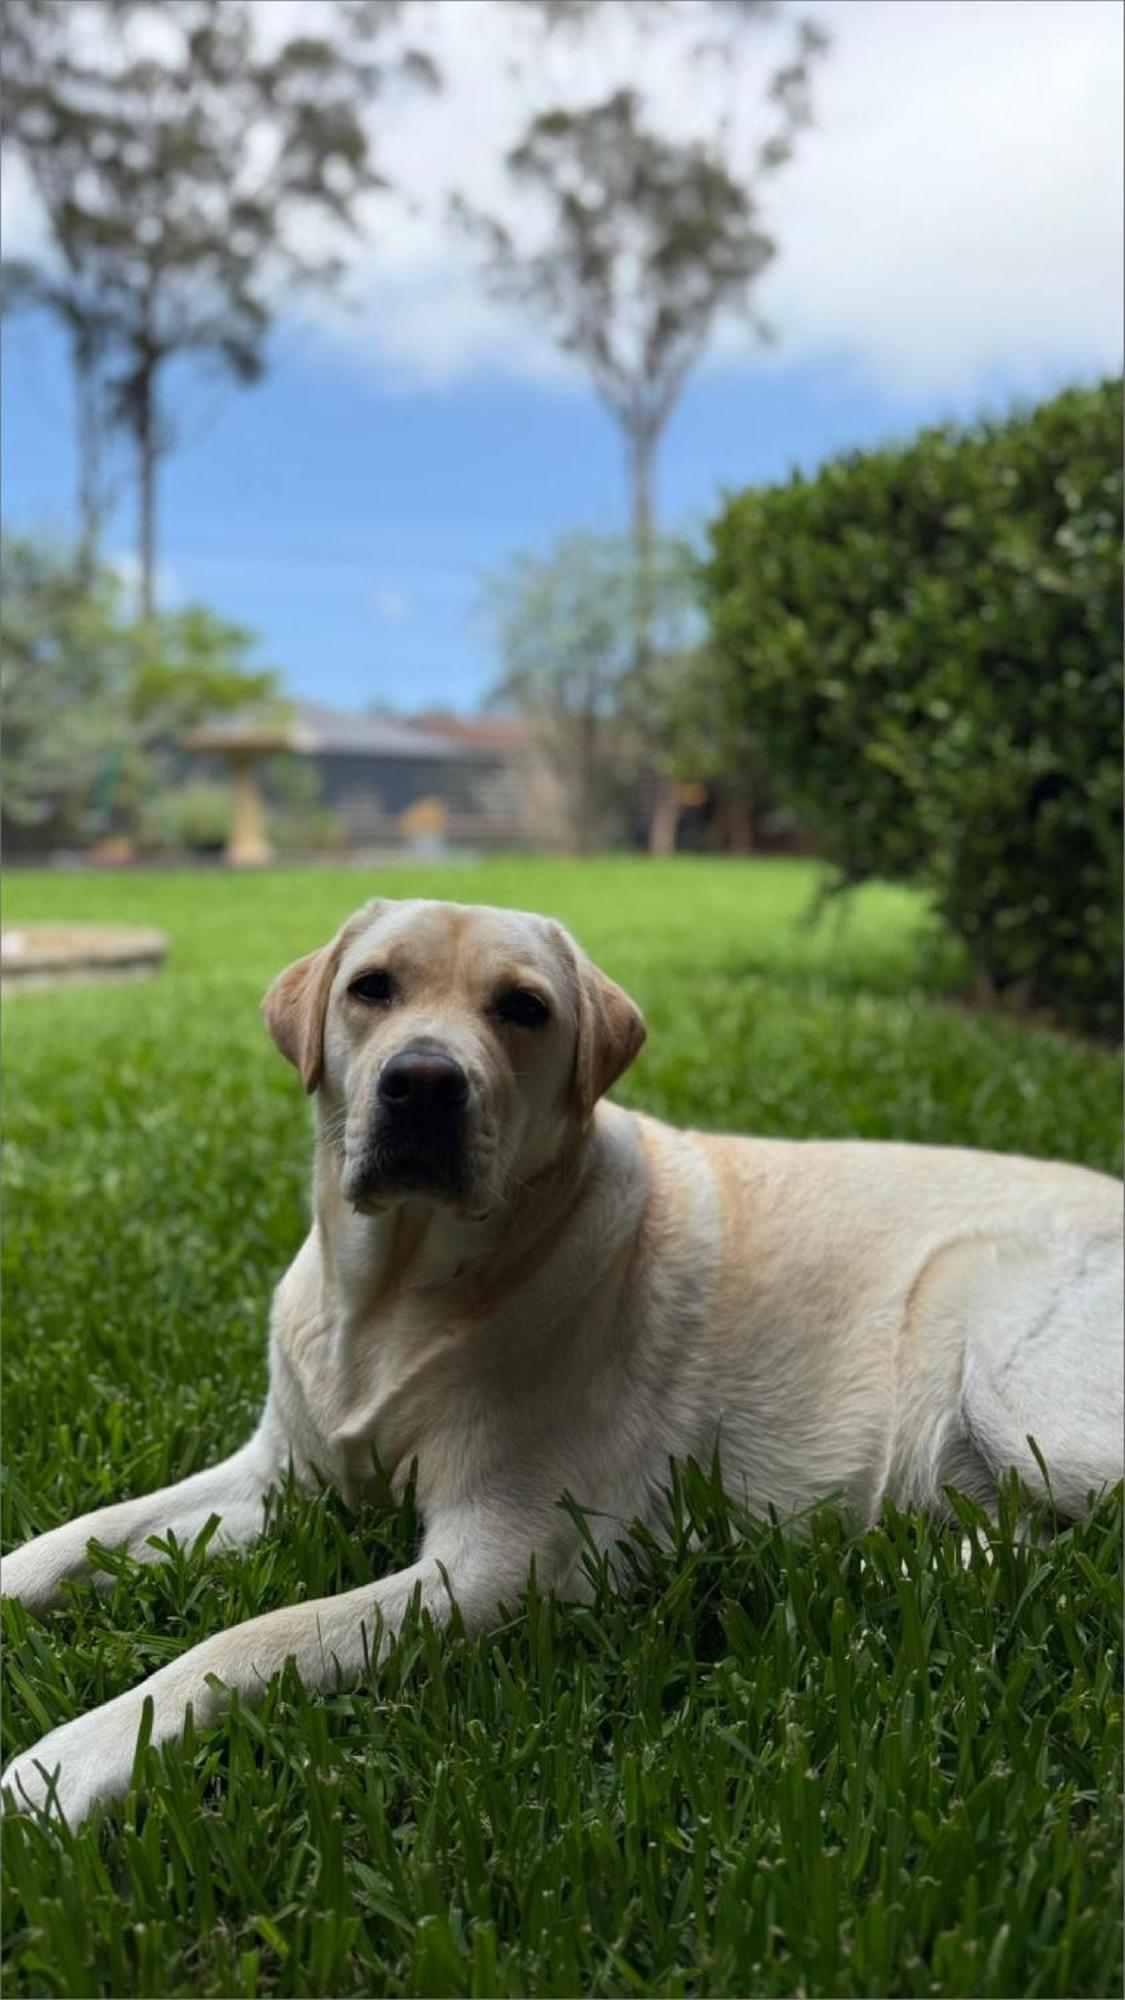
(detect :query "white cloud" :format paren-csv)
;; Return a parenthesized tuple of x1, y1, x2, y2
(342, 0, 1125, 399)
(5, 1, 1121, 401)
(757, 0, 1124, 395)
(0, 149, 46, 262)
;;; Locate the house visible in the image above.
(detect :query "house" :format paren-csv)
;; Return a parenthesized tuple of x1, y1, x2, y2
(183, 701, 562, 858)
(183, 700, 808, 863)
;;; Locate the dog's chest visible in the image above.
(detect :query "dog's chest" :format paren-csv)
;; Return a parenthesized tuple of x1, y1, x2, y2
(279, 1287, 481, 1508)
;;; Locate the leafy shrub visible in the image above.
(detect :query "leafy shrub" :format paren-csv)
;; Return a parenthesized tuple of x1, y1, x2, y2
(702, 380, 1123, 1035)
(0, 537, 278, 854)
(141, 781, 231, 854)
(263, 752, 347, 855)
(267, 804, 347, 855)
(0, 538, 137, 849)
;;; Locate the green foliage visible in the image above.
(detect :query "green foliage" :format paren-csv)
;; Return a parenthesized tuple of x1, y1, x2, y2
(652, 637, 781, 847)
(140, 781, 231, 855)
(2, 859, 1121, 1996)
(263, 756, 347, 857)
(130, 606, 276, 740)
(459, 86, 778, 430)
(0, 538, 135, 841)
(702, 380, 1124, 1034)
(483, 532, 698, 847)
(0, 537, 277, 848)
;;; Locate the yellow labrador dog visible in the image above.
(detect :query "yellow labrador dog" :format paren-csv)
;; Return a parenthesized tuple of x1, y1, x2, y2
(4, 896, 1122, 1822)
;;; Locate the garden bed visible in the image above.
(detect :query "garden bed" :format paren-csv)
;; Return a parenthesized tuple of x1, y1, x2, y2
(1, 922, 168, 993)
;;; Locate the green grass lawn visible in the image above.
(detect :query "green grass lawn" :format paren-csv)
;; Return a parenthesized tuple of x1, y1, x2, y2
(2, 858, 1121, 1999)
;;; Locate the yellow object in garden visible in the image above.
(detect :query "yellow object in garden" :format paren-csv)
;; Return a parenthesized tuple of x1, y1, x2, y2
(400, 797, 448, 845)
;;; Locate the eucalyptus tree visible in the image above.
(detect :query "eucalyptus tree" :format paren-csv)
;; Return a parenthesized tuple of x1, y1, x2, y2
(483, 530, 698, 852)
(1, 1, 122, 569)
(1, 0, 436, 612)
(455, 2, 827, 832)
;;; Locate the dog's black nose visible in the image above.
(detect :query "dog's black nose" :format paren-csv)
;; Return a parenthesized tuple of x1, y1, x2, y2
(378, 1048, 469, 1118)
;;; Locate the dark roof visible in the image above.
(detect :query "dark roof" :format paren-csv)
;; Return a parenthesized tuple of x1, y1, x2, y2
(293, 704, 475, 760)
(409, 711, 535, 752)
(185, 701, 475, 762)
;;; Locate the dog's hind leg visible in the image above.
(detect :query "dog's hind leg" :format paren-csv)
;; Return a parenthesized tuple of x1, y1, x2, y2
(958, 1228, 1124, 1517)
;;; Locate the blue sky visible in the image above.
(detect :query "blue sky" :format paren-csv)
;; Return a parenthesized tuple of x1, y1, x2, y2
(3, 0, 1121, 712)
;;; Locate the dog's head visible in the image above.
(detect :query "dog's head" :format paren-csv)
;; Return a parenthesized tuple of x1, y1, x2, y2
(262, 898, 645, 1217)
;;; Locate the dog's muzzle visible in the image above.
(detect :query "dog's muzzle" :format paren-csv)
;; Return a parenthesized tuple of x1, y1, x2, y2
(343, 1042, 470, 1205)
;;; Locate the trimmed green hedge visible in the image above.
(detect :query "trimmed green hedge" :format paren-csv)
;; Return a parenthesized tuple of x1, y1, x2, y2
(703, 380, 1123, 1035)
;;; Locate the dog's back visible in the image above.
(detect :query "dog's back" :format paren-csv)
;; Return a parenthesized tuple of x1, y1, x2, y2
(634, 1115, 1124, 1519)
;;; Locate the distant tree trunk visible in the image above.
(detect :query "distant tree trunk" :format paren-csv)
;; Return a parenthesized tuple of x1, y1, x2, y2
(720, 790, 756, 854)
(572, 703, 599, 855)
(135, 357, 158, 621)
(73, 330, 104, 581)
(627, 416, 680, 856)
(649, 782, 680, 856)
(628, 419, 656, 695)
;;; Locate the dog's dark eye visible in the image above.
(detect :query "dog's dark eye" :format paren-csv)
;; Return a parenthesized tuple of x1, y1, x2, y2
(494, 987, 550, 1030)
(349, 969, 395, 1006)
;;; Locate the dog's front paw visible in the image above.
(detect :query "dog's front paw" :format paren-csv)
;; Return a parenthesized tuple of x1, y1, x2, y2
(2, 1701, 141, 1826)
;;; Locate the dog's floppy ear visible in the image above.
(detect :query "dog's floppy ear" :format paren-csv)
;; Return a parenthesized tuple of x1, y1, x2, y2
(260, 946, 341, 1094)
(571, 946, 646, 1124)
(261, 903, 382, 1094)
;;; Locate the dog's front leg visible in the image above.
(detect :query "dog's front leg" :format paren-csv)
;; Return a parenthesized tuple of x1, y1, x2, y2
(1, 1504, 554, 1826)
(1, 1414, 290, 1612)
